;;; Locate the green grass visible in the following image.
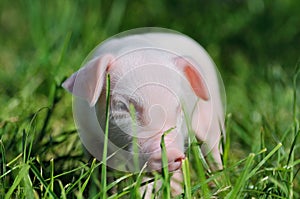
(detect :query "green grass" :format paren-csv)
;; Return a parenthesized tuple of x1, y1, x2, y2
(0, 0, 300, 198)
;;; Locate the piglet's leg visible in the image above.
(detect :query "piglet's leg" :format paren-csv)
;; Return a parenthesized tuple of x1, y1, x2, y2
(192, 99, 224, 172)
(170, 170, 183, 196)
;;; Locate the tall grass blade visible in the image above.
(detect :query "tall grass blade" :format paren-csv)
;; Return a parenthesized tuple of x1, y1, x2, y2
(23, 170, 35, 199)
(101, 73, 111, 199)
(223, 113, 232, 168)
(225, 153, 255, 199)
(80, 158, 98, 194)
(132, 163, 148, 199)
(191, 143, 210, 197)
(5, 163, 30, 199)
(50, 159, 55, 190)
(160, 127, 175, 199)
(182, 157, 192, 199)
(129, 103, 140, 172)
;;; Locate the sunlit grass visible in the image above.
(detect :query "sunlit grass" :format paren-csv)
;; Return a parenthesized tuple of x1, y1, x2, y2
(1, 59, 298, 198)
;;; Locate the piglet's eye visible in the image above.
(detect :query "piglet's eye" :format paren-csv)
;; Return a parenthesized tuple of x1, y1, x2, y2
(113, 100, 129, 112)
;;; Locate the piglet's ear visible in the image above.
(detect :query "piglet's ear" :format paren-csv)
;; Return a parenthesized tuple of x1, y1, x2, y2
(62, 55, 113, 107)
(175, 57, 210, 101)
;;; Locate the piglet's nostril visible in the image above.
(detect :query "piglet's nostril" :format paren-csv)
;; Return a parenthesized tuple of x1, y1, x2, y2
(174, 156, 185, 163)
(168, 156, 185, 172)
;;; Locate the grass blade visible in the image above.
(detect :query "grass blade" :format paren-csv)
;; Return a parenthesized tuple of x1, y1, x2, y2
(191, 143, 210, 197)
(248, 142, 282, 178)
(5, 163, 30, 199)
(29, 162, 58, 198)
(49, 158, 54, 194)
(160, 127, 175, 199)
(182, 157, 192, 199)
(57, 180, 67, 199)
(129, 103, 140, 172)
(80, 158, 98, 194)
(225, 153, 255, 199)
(101, 73, 111, 199)
(223, 113, 232, 169)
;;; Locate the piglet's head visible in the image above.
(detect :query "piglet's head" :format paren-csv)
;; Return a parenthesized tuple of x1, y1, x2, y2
(62, 52, 210, 172)
(62, 55, 209, 106)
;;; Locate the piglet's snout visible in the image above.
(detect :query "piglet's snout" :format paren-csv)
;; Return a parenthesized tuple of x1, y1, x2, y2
(148, 148, 185, 172)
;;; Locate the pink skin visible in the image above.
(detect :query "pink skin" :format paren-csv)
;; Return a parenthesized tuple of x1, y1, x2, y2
(62, 32, 225, 197)
(105, 54, 188, 172)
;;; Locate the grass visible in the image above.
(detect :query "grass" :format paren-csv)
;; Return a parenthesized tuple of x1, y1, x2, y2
(0, 0, 300, 198)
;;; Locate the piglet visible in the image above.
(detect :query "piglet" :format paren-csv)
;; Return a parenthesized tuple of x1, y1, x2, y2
(62, 28, 225, 197)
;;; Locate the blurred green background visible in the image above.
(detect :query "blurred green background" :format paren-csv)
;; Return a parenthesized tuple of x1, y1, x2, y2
(1, 0, 299, 146)
(0, 0, 299, 196)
